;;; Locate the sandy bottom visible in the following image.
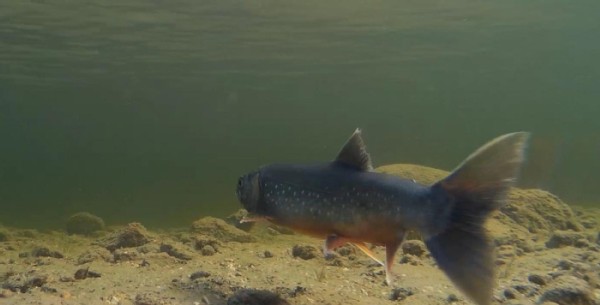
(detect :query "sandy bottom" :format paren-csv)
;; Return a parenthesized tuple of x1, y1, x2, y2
(1, 210, 600, 305)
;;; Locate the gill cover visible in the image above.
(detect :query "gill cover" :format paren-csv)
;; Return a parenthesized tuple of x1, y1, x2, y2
(236, 172, 261, 213)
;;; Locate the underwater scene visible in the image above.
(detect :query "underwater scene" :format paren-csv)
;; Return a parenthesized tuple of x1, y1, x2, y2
(1, 0, 600, 304)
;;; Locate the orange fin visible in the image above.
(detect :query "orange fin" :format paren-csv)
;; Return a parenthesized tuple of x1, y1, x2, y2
(352, 242, 384, 266)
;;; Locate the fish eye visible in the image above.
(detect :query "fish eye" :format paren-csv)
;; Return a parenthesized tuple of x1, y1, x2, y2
(237, 177, 243, 187)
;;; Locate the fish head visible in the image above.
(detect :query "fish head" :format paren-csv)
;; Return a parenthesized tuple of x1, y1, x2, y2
(236, 171, 261, 213)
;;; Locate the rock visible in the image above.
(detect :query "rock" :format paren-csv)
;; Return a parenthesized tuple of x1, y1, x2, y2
(74, 268, 101, 280)
(538, 275, 594, 305)
(76, 247, 112, 265)
(201, 245, 216, 256)
(227, 288, 290, 305)
(97, 223, 150, 251)
(0, 288, 14, 298)
(112, 249, 138, 262)
(557, 260, 574, 270)
(291, 245, 318, 260)
(262, 250, 274, 258)
(546, 231, 587, 249)
(513, 284, 538, 297)
(529, 274, 549, 286)
(134, 292, 170, 305)
(159, 244, 192, 260)
(14, 229, 38, 238)
(501, 189, 583, 233)
(194, 236, 221, 255)
(274, 286, 306, 298)
(41, 286, 57, 294)
(225, 209, 255, 232)
(504, 302, 533, 305)
(447, 293, 459, 303)
(2, 272, 48, 293)
(66, 212, 105, 235)
(575, 239, 591, 248)
(399, 254, 422, 266)
(326, 256, 345, 267)
(31, 247, 64, 259)
(389, 287, 415, 301)
(401, 240, 427, 257)
(335, 245, 355, 256)
(137, 243, 161, 254)
(580, 218, 597, 229)
(191, 217, 257, 243)
(504, 288, 518, 299)
(190, 271, 210, 281)
(190, 271, 210, 280)
(0, 228, 10, 242)
(59, 276, 75, 282)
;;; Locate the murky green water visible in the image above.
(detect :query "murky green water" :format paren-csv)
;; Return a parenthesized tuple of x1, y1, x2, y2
(1, 0, 599, 228)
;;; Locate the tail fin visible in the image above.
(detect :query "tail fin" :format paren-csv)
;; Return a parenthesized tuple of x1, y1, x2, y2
(425, 132, 529, 305)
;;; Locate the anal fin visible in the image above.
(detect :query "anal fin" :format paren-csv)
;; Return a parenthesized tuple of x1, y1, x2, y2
(323, 236, 385, 267)
(352, 242, 384, 266)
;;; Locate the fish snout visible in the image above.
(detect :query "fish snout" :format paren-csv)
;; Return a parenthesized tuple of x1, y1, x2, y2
(236, 172, 261, 213)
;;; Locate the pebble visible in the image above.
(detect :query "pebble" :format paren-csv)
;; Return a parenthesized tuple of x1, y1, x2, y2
(159, 243, 192, 260)
(31, 247, 64, 259)
(528, 274, 548, 286)
(291, 245, 317, 260)
(546, 230, 587, 249)
(190, 271, 211, 280)
(504, 288, 518, 299)
(447, 293, 459, 303)
(201, 245, 216, 256)
(538, 275, 594, 305)
(227, 288, 290, 305)
(401, 240, 427, 257)
(74, 268, 101, 280)
(97, 223, 150, 252)
(190, 217, 256, 243)
(0, 289, 13, 298)
(389, 287, 415, 301)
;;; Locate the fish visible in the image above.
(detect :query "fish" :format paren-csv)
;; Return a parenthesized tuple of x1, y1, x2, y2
(236, 129, 529, 305)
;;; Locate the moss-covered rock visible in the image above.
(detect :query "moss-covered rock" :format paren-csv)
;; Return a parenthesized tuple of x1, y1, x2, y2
(191, 217, 256, 243)
(0, 228, 10, 242)
(66, 212, 105, 235)
(96, 223, 151, 252)
(501, 189, 582, 233)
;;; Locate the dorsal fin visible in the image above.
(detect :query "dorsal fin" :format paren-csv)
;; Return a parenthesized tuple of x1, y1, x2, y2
(335, 129, 373, 171)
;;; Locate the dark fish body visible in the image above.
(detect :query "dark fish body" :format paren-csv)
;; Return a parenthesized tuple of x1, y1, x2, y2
(236, 129, 529, 305)
(256, 163, 442, 243)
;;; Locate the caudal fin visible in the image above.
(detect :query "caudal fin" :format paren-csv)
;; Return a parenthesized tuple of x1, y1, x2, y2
(425, 132, 529, 305)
